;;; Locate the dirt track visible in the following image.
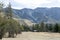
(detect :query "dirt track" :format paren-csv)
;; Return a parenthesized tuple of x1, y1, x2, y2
(2, 32, 60, 40)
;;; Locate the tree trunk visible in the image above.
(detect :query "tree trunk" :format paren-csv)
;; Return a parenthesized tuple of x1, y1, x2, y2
(8, 32, 11, 37)
(0, 29, 4, 40)
(0, 31, 3, 40)
(0, 34, 2, 39)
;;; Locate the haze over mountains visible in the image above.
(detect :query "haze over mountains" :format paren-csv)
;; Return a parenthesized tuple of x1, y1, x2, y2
(11, 7, 60, 23)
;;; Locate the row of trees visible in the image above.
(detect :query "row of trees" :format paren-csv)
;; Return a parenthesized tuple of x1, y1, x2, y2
(32, 22, 60, 33)
(17, 21, 60, 33)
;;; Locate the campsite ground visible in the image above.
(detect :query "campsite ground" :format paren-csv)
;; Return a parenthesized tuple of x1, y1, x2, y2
(3, 32, 60, 40)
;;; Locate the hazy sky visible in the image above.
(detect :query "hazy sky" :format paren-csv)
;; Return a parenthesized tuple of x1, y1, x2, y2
(0, 0, 60, 9)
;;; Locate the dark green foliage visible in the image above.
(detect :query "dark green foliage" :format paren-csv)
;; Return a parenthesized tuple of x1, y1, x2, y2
(32, 23, 44, 32)
(48, 24, 53, 32)
(22, 25, 30, 31)
(40, 21, 45, 32)
(32, 24, 38, 30)
(0, 16, 7, 39)
(45, 24, 48, 32)
(31, 23, 60, 33)
(58, 24, 60, 33)
(54, 23, 59, 32)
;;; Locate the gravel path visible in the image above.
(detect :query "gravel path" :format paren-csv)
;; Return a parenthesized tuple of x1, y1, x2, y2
(2, 32, 60, 40)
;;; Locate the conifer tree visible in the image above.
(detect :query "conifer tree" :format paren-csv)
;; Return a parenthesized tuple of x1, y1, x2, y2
(40, 21, 44, 32)
(54, 23, 59, 32)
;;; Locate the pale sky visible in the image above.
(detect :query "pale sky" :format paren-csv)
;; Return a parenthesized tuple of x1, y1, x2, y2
(0, 0, 60, 9)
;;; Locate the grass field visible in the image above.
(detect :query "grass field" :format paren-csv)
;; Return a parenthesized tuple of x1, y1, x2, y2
(2, 32, 60, 40)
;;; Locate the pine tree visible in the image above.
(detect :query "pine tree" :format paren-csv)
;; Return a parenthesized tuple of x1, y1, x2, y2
(0, 2, 3, 13)
(54, 23, 58, 32)
(45, 24, 48, 32)
(48, 24, 53, 32)
(58, 24, 60, 33)
(5, 3, 16, 37)
(5, 3, 13, 19)
(40, 21, 45, 32)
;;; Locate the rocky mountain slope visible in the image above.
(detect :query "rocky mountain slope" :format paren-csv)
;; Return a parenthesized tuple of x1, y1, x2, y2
(12, 7, 60, 23)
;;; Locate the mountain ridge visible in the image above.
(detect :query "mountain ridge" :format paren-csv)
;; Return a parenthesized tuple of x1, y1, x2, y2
(5, 7, 60, 23)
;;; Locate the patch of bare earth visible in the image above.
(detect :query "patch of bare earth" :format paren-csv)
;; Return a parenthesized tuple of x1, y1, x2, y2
(2, 32, 60, 40)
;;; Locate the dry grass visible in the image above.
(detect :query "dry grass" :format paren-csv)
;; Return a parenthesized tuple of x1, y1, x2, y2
(2, 32, 60, 40)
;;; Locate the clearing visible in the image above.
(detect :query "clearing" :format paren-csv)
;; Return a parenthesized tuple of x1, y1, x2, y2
(3, 32, 60, 40)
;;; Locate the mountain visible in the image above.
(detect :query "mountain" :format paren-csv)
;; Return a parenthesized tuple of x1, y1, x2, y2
(4, 8, 36, 26)
(5, 7, 60, 23)
(13, 18, 35, 26)
(13, 8, 36, 23)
